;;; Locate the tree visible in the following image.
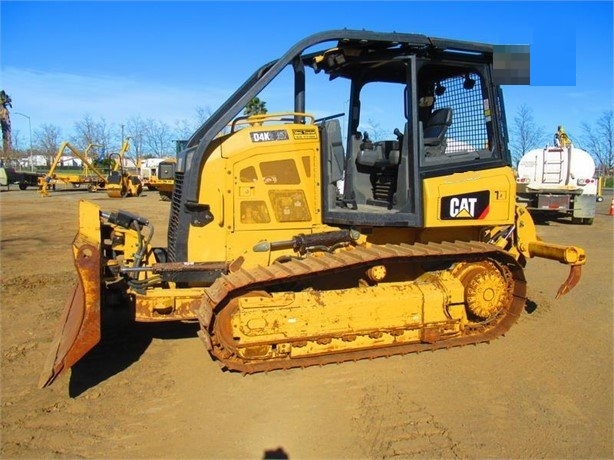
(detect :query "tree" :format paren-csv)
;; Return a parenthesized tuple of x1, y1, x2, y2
(0, 90, 12, 164)
(34, 124, 62, 166)
(143, 118, 173, 157)
(9, 129, 30, 166)
(126, 116, 148, 159)
(243, 97, 267, 116)
(195, 106, 212, 125)
(174, 106, 212, 141)
(174, 119, 194, 142)
(71, 115, 113, 158)
(363, 118, 388, 141)
(509, 104, 546, 166)
(581, 110, 614, 177)
(10, 128, 23, 152)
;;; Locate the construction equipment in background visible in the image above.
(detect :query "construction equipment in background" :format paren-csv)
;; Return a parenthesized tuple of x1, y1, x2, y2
(105, 138, 143, 198)
(138, 158, 163, 191)
(40, 30, 587, 387)
(147, 158, 176, 200)
(516, 126, 598, 225)
(145, 142, 184, 199)
(38, 143, 108, 196)
(0, 166, 43, 190)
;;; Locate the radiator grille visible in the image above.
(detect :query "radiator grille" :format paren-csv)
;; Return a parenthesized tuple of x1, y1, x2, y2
(167, 171, 183, 262)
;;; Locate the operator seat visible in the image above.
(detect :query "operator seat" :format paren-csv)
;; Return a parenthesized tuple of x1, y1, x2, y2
(423, 108, 452, 157)
(355, 135, 402, 210)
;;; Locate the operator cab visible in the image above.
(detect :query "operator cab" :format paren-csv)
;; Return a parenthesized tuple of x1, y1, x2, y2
(315, 41, 509, 227)
(172, 31, 511, 262)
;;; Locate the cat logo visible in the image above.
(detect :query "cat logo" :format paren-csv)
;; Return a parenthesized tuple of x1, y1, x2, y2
(440, 191, 490, 220)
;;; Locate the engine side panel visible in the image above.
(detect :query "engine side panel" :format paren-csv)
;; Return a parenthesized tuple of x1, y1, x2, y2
(422, 166, 516, 228)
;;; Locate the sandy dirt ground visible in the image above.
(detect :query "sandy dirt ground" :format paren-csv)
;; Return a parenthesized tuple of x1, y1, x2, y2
(0, 185, 612, 459)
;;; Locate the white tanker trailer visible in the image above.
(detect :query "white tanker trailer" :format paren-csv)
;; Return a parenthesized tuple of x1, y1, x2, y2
(516, 144, 597, 225)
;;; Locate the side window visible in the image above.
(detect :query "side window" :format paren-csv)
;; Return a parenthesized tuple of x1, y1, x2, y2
(418, 67, 494, 166)
(432, 72, 489, 156)
(357, 82, 406, 140)
(351, 82, 407, 211)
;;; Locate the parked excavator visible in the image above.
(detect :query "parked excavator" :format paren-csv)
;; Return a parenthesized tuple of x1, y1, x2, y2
(105, 138, 143, 198)
(40, 30, 586, 387)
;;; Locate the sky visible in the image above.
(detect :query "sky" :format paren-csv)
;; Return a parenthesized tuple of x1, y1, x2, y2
(1, 1, 613, 154)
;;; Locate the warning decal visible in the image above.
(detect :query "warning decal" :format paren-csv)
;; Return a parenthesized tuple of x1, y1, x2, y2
(292, 128, 318, 140)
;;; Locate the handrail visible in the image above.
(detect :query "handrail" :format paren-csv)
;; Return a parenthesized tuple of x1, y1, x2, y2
(230, 112, 315, 133)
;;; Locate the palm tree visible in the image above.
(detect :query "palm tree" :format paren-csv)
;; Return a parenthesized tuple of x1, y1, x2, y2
(243, 97, 267, 116)
(0, 90, 12, 165)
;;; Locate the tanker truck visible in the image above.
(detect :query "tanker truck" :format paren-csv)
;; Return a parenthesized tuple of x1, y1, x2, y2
(516, 140, 598, 225)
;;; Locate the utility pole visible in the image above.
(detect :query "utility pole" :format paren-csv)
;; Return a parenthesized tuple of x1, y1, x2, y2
(14, 112, 33, 171)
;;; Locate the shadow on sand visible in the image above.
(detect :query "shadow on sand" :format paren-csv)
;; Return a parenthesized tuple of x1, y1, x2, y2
(69, 305, 199, 397)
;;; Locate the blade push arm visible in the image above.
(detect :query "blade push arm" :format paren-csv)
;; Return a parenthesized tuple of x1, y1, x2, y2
(514, 205, 586, 298)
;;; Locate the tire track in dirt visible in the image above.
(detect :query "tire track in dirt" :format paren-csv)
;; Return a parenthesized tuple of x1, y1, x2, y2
(2, 189, 612, 458)
(355, 381, 464, 458)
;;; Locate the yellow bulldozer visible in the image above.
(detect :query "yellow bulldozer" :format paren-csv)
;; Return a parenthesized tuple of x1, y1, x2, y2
(40, 30, 586, 387)
(147, 157, 176, 200)
(105, 138, 143, 198)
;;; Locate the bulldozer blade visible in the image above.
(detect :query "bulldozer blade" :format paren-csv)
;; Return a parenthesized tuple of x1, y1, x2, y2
(555, 264, 582, 300)
(39, 241, 101, 388)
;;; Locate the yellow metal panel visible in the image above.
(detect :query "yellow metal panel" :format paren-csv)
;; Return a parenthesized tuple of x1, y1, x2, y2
(185, 146, 227, 263)
(228, 272, 468, 359)
(133, 287, 205, 321)
(77, 200, 101, 243)
(422, 166, 516, 227)
(232, 149, 320, 230)
(187, 121, 328, 266)
(232, 279, 465, 344)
